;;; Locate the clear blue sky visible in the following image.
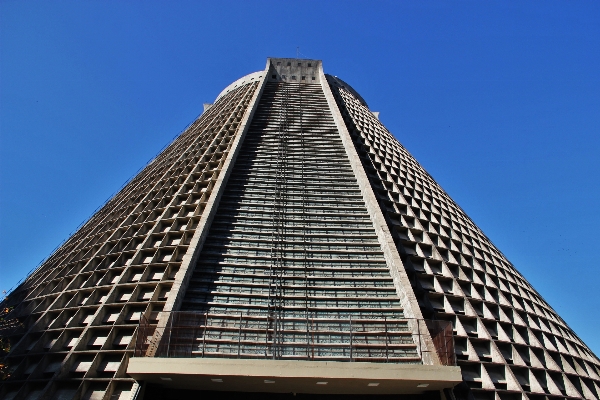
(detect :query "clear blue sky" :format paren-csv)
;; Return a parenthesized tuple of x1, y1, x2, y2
(1, 1, 599, 353)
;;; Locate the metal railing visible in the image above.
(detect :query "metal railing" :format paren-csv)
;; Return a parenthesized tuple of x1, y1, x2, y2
(134, 311, 455, 366)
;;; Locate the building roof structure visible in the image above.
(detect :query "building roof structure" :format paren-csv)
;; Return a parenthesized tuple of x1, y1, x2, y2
(1, 58, 598, 400)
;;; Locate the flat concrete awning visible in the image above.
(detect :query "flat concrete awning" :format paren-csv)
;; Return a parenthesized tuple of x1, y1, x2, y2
(127, 358, 462, 395)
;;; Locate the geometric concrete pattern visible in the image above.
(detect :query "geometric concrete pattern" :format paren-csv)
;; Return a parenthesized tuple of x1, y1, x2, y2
(328, 76, 600, 400)
(0, 81, 259, 400)
(1, 58, 599, 400)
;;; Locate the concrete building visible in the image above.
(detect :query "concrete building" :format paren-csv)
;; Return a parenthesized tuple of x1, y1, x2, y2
(1, 58, 598, 400)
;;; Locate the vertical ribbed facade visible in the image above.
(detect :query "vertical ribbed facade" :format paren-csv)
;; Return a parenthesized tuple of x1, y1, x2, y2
(1, 58, 598, 400)
(179, 80, 419, 362)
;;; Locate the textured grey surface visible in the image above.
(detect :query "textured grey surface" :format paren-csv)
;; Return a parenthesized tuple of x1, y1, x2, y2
(3, 57, 599, 400)
(328, 74, 600, 399)
(0, 81, 259, 400)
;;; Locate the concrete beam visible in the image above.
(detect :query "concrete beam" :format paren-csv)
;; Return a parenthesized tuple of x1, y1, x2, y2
(128, 357, 461, 395)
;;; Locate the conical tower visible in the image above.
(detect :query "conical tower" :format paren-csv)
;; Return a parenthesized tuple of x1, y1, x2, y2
(1, 58, 598, 400)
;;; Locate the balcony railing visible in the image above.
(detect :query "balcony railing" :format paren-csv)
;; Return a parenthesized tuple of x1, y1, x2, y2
(133, 311, 455, 366)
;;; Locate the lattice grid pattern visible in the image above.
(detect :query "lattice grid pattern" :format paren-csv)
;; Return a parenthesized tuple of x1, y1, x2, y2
(328, 75, 600, 400)
(0, 81, 259, 400)
(3, 58, 599, 400)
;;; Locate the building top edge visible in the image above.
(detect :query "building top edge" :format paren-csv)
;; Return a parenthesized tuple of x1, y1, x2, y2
(216, 57, 332, 103)
(214, 70, 264, 102)
(326, 74, 368, 107)
(266, 57, 321, 64)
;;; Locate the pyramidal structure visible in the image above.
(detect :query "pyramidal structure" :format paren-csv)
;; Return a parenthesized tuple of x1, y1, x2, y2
(1, 58, 598, 400)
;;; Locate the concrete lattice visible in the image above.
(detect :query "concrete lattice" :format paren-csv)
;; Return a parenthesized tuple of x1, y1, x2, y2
(328, 75, 600, 399)
(0, 81, 259, 399)
(1, 58, 599, 400)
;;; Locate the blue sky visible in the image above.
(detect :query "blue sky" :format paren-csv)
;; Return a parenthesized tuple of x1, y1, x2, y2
(1, 1, 599, 353)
